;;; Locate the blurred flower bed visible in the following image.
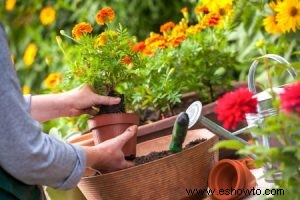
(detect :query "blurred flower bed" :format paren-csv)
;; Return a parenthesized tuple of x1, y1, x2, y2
(1, 0, 300, 139)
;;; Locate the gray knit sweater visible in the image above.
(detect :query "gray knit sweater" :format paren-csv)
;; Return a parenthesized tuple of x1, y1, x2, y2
(0, 24, 86, 189)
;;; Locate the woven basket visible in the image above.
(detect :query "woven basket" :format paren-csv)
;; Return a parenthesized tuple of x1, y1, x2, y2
(78, 129, 218, 200)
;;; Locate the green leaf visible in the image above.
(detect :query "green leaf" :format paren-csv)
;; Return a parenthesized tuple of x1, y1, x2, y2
(211, 140, 245, 151)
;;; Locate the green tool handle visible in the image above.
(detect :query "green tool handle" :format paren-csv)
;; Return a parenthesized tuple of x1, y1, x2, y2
(169, 112, 189, 153)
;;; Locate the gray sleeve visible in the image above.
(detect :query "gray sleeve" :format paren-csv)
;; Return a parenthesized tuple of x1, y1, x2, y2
(0, 24, 86, 189)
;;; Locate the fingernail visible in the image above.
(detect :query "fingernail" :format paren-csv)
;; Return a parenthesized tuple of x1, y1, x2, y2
(128, 125, 137, 131)
(113, 97, 121, 102)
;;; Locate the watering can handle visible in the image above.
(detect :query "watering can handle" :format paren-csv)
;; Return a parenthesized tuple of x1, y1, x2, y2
(247, 54, 297, 93)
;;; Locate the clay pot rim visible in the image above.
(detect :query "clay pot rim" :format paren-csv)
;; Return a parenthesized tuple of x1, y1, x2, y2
(208, 159, 248, 200)
(88, 113, 139, 131)
(137, 101, 217, 137)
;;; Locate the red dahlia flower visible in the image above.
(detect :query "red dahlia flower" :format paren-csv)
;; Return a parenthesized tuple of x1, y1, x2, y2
(215, 87, 257, 130)
(280, 81, 300, 116)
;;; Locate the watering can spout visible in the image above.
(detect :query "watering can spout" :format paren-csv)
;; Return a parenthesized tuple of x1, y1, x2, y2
(185, 101, 250, 146)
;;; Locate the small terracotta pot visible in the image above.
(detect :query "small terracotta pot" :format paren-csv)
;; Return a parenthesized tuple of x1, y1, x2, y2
(88, 113, 139, 159)
(208, 159, 257, 200)
(68, 132, 94, 147)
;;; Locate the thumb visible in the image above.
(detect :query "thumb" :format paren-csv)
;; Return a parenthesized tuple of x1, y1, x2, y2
(114, 125, 137, 147)
(93, 94, 121, 106)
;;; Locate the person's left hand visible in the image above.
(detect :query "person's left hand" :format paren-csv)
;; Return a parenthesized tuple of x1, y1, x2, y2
(62, 85, 121, 117)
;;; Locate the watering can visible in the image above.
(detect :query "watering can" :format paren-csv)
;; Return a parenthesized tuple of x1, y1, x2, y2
(185, 54, 297, 160)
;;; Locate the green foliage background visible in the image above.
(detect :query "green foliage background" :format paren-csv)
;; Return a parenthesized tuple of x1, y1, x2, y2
(0, 0, 196, 94)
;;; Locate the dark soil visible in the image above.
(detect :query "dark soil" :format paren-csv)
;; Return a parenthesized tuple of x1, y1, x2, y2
(134, 138, 206, 165)
(98, 90, 125, 114)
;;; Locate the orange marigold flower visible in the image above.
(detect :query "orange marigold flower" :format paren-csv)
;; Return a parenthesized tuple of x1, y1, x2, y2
(95, 7, 115, 25)
(145, 33, 167, 49)
(121, 55, 132, 65)
(72, 22, 93, 40)
(202, 13, 221, 27)
(194, 6, 209, 14)
(168, 33, 186, 47)
(133, 42, 146, 52)
(160, 21, 176, 33)
(44, 73, 62, 89)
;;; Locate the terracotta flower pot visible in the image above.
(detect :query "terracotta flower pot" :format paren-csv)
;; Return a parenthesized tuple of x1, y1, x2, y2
(208, 159, 257, 200)
(78, 129, 218, 200)
(88, 113, 139, 159)
(68, 132, 94, 147)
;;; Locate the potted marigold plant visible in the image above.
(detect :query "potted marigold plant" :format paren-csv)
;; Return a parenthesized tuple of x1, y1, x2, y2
(58, 7, 144, 159)
(132, 1, 246, 147)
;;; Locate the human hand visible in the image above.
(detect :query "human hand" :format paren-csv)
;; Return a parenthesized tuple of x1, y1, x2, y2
(63, 84, 121, 117)
(83, 125, 137, 173)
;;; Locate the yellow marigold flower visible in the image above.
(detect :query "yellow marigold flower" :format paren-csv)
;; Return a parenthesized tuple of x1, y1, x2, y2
(44, 73, 62, 89)
(160, 21, 176, 33)
(187, 24, 205, 35)
(22, 85, 30, 94)
(95, 7, 115, 25)
(23, 43, 38, 67)
(202, 0, 233, 14)
(5, 0, 16, 11)
(72, 22, 93, 40)
(263, 15, 283, 34)
(94, 33, 106, 48)
(40, 6, 56, 26)
(275, 0, 300, 32)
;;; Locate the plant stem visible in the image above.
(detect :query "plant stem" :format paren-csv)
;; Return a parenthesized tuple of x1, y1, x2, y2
(208, 81, 214, 102)
(167, 103, 174, 116)
(263, 58, 275, 99)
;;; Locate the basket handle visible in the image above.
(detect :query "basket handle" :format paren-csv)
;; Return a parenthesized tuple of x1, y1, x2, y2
(247, 54, 297, 94)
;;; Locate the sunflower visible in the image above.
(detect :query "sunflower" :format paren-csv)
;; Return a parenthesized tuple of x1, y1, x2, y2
(263, 15, 283, 34)
(39, 6, 56, 26)
(275, 0, 300, 32)
(71, 22, 93, 40)
(95, 7, 115, 25)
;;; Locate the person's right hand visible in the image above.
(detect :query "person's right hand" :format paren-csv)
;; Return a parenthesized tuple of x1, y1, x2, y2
(82, 125, 137, 173)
